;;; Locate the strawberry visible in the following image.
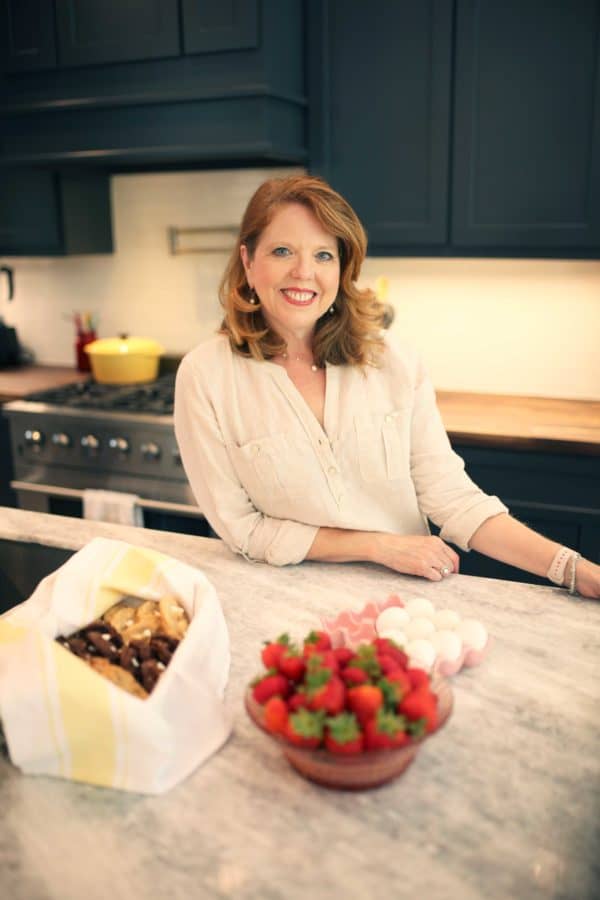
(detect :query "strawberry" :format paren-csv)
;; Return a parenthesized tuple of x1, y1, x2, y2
(373, 637, 408, 669)
(399, 688, 438, 733)
(307, 649, 340, 674)
(324, 712, 364, 755)
(406, 667, 430, 690)
(347, 684, 383, 726)
(288, 691, 309, 712)
(252, 671, 290, 705)
(278, 648, 305, 682)
(385, 668, 412, 700)
(333, 646, 354, 668)
(283, 708, 325, 748)
(340, 666, 369, 687)
(306, 665, 346, 716)
(364, 709, 410, 751)
(377, 653, 403, 676)
(263, 696, 288, 734)
(378, 676, 405, 710)
(261, 634, 290, 670)
(303, 630, 332, 658)
(348, 643, 382, 680)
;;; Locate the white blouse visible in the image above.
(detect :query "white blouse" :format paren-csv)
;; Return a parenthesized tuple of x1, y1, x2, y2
(174, 333, 507, 566)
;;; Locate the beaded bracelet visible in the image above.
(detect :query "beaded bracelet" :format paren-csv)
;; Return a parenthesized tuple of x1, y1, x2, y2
(546, 545, 575, 586)
(569, 553, 581, 596)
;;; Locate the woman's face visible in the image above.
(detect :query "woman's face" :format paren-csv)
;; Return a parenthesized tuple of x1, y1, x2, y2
(240, 202, 341, 344)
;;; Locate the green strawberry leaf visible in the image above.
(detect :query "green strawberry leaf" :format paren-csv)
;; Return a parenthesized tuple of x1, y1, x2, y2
(353, 644, 382, 679)
(290, 708, 326, 738)
(406, 717, 427, 739)
(377, 677, 399, 709)
(325, 712, 361, 743)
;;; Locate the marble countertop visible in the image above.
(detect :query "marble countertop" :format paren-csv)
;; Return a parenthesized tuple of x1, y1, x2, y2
(1, 508, 599, 900)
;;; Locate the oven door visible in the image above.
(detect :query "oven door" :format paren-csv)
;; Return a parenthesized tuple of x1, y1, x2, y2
(11, 480, 215, 537)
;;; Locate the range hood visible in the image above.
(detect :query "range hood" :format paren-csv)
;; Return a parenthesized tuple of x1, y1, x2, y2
(0, 1, 309, 172)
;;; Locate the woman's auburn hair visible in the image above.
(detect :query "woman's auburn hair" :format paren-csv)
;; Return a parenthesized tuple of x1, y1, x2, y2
(218, 174, 388, 367)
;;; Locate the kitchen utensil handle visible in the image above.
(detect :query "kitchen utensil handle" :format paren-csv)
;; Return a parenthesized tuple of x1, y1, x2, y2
(10, 480, 203, 517)
(0, 266, 14, 301)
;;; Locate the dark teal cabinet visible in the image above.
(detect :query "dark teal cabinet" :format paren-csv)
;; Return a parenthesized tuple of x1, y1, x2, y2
(181, 0, 259, 55)
(0, 168, 112, 255)
(0, 0, 56, 72)
(311, 0, 600, 259)
(312, 0, 452, 249)
(452, 0, 600, 252)
(55, 0, 180, 68)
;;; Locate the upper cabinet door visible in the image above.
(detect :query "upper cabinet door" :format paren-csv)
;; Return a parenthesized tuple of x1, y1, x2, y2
(452, 0, 600, 250)
(0, 0, 57, 72)
(318, 0, 453, 252)
(54, 0, 180, 67)
(181, 0, 259, 55)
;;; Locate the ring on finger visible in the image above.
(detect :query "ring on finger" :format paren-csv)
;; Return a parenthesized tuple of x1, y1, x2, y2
(440, 565, 451, 577)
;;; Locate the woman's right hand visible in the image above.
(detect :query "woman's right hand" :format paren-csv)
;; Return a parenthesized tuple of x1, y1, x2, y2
(369, 533, 460, 581)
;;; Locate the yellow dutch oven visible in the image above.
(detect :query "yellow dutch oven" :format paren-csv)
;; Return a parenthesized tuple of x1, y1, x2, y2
(84, 335, 164, 384)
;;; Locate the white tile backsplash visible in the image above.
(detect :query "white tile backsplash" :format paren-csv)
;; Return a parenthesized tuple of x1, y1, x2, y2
(2, 168, 599, 399)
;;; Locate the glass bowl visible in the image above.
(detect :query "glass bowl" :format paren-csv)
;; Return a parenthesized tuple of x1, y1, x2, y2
(244, 677, 453, 790)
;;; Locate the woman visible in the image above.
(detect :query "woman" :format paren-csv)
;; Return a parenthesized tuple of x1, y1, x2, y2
(174, 174, 600, 599)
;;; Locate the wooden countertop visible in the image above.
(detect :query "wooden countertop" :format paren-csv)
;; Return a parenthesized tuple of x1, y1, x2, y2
(437, 391, 600, 455)
(0, 365, 88, 403)
(0, 366, 598, 455)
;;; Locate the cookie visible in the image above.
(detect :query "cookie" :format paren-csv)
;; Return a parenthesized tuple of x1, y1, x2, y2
(88, 657, 148, 700)
(158, 595, 189, 641)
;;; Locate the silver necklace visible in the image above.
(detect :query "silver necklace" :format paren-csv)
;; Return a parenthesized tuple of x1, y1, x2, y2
(280, 351, 318, 372)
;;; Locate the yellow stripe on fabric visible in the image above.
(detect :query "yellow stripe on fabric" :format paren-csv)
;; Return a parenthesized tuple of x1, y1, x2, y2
(0, 621, 28, 644)
(115, 681, 129, 790)
(37, 633, 68, 777)
(52, 643, 117, 786)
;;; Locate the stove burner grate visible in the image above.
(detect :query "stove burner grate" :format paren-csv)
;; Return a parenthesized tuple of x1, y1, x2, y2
(25, 373, 175, 414)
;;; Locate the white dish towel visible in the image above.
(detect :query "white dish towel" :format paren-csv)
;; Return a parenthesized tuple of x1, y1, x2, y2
(82, 489, 144, 527)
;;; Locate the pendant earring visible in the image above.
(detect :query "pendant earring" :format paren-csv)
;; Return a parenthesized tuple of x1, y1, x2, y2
(249, 288, 257, 305)
(329, 304, 335, 314)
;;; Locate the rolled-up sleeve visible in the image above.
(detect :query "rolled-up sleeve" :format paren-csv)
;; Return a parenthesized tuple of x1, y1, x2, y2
(409, 363, 508, 551)
(174, 355, 318, 565)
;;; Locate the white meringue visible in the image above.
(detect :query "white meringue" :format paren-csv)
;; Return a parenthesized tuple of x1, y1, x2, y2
(375, 606, 410, 634)
(433, 608, 461, 630)
(404, 617, 436, 640)
(405, 638, 436, 671)
(430, 629, 463, 662)
(403, 597, 436, 619)
(457, 618, 488, 651)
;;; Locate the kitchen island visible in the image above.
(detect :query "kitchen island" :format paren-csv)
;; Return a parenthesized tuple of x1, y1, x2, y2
(1, 508, 599, 900)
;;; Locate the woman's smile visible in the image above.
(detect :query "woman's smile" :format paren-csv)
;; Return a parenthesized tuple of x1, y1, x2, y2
(280, 288, 318, 306)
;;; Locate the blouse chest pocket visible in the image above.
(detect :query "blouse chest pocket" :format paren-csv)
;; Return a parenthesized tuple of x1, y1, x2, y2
(354, 408, 410, 483)
(230, 432, 307, 503)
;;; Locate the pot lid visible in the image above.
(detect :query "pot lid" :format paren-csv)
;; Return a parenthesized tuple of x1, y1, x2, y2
(85, 335, 164, 356)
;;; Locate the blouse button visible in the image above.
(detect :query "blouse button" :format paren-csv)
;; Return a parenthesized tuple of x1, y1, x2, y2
(385, 413, 395, 423)
(251, 444, 260, 456)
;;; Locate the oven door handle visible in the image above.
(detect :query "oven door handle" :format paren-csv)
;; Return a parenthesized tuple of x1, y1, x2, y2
(10, 480, 204, 517)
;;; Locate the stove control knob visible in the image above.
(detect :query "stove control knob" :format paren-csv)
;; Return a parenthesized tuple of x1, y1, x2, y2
(51, 432, 72, 448)
(81, 434, 100, 451)
(109, 437, 130, 454)
(141, 441, 161, 461)
(24, 428, 44, 447)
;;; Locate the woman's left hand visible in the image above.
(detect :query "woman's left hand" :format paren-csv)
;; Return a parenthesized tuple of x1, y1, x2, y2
(576, 558, 600, 599)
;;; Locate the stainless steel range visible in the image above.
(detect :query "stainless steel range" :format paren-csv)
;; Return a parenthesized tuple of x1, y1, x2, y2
(3, 375, 209, 535)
